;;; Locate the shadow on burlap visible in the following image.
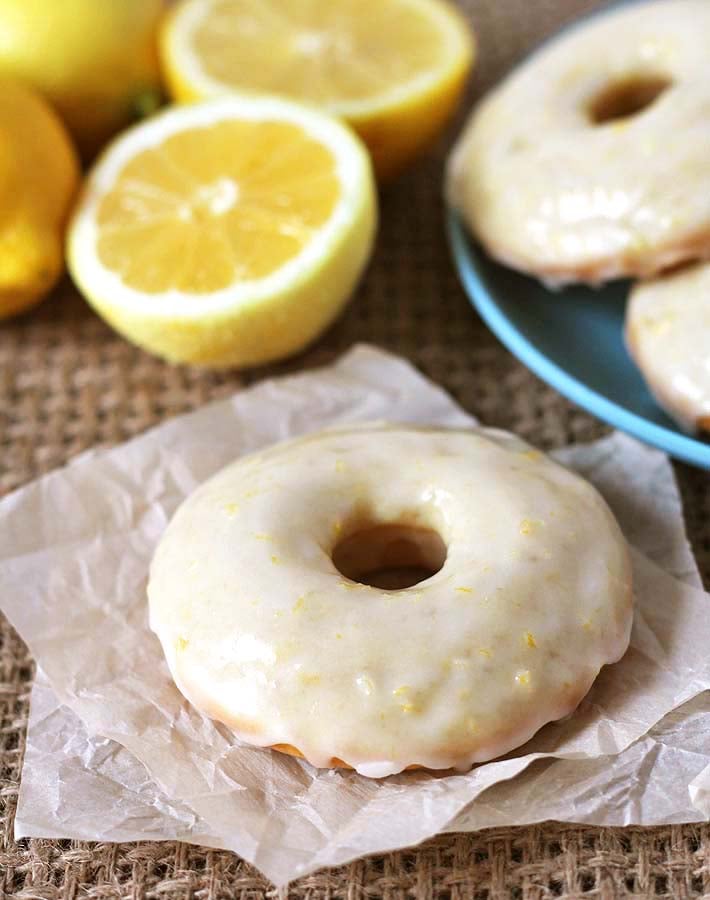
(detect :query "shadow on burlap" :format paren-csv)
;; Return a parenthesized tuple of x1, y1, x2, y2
(1, 0, 709, 896)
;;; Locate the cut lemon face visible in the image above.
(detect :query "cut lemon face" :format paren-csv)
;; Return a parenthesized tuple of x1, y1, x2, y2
(160, 0, 475, 179)
(67, 96, 377, 368)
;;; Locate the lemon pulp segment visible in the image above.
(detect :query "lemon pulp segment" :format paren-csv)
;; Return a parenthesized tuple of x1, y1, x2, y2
(96, 120, 340, 294)
(187, 0, 451, 108)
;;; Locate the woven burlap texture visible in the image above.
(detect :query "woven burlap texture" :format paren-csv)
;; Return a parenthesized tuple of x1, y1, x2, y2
(2, 0, 710, 896)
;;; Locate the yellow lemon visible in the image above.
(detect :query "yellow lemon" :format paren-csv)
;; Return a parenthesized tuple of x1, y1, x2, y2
(0, 0, 164, 158)
(67, 96, 376, 368)
(0, 81, 79, 320)
(160, 0, 474, 180)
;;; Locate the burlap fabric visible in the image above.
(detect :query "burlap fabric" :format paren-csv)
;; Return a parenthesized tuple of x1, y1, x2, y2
(2, 0, 710, 895)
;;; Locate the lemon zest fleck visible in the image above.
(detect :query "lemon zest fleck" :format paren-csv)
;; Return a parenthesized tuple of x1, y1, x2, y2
(520, 518, 543, 535)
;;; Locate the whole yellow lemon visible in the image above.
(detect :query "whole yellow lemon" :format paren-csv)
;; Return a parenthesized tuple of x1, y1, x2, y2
(0, 0, 164, 158)
(0, 81, 79, 319)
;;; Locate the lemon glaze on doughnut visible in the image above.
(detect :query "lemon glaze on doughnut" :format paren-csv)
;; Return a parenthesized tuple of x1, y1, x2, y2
(447, 0, 710, 286)
(626, 261, 710, 432)
(148, 425, 633, 777)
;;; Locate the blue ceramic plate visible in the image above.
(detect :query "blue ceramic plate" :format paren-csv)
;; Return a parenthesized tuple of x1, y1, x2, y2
(446, 212, 710, 468)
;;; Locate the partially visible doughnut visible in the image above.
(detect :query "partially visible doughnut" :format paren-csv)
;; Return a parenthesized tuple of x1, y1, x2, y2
(626, 261, 710, 432)
(148, 424, 633, 777)
(447, 0, 710, 285)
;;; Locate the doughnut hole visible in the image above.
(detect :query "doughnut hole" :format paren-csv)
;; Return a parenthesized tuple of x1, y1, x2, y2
(332, 523, 447, 590)
(587, 74, 671, 124)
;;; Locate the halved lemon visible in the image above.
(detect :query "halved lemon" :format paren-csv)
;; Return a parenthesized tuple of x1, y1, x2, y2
(160, 0, 475, 180)
(67, 96, 376, 368)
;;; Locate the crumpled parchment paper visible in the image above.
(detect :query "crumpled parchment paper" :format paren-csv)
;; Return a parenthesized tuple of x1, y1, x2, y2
(1, 345, 709, 887)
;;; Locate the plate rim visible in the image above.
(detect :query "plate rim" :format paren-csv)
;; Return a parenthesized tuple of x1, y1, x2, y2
(446, 210, 710, 469)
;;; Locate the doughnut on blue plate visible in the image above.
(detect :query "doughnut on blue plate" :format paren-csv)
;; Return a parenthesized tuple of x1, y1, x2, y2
(446, 212, 710, 469)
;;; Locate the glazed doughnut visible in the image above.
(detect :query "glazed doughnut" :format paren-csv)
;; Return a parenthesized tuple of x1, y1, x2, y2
(626, 262, 710, 432)
(148, 425, 632, 777)
(447, 0, 710, 285)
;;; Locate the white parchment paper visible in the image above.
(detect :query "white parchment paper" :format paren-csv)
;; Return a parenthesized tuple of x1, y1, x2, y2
(2, 345, 709, 887)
